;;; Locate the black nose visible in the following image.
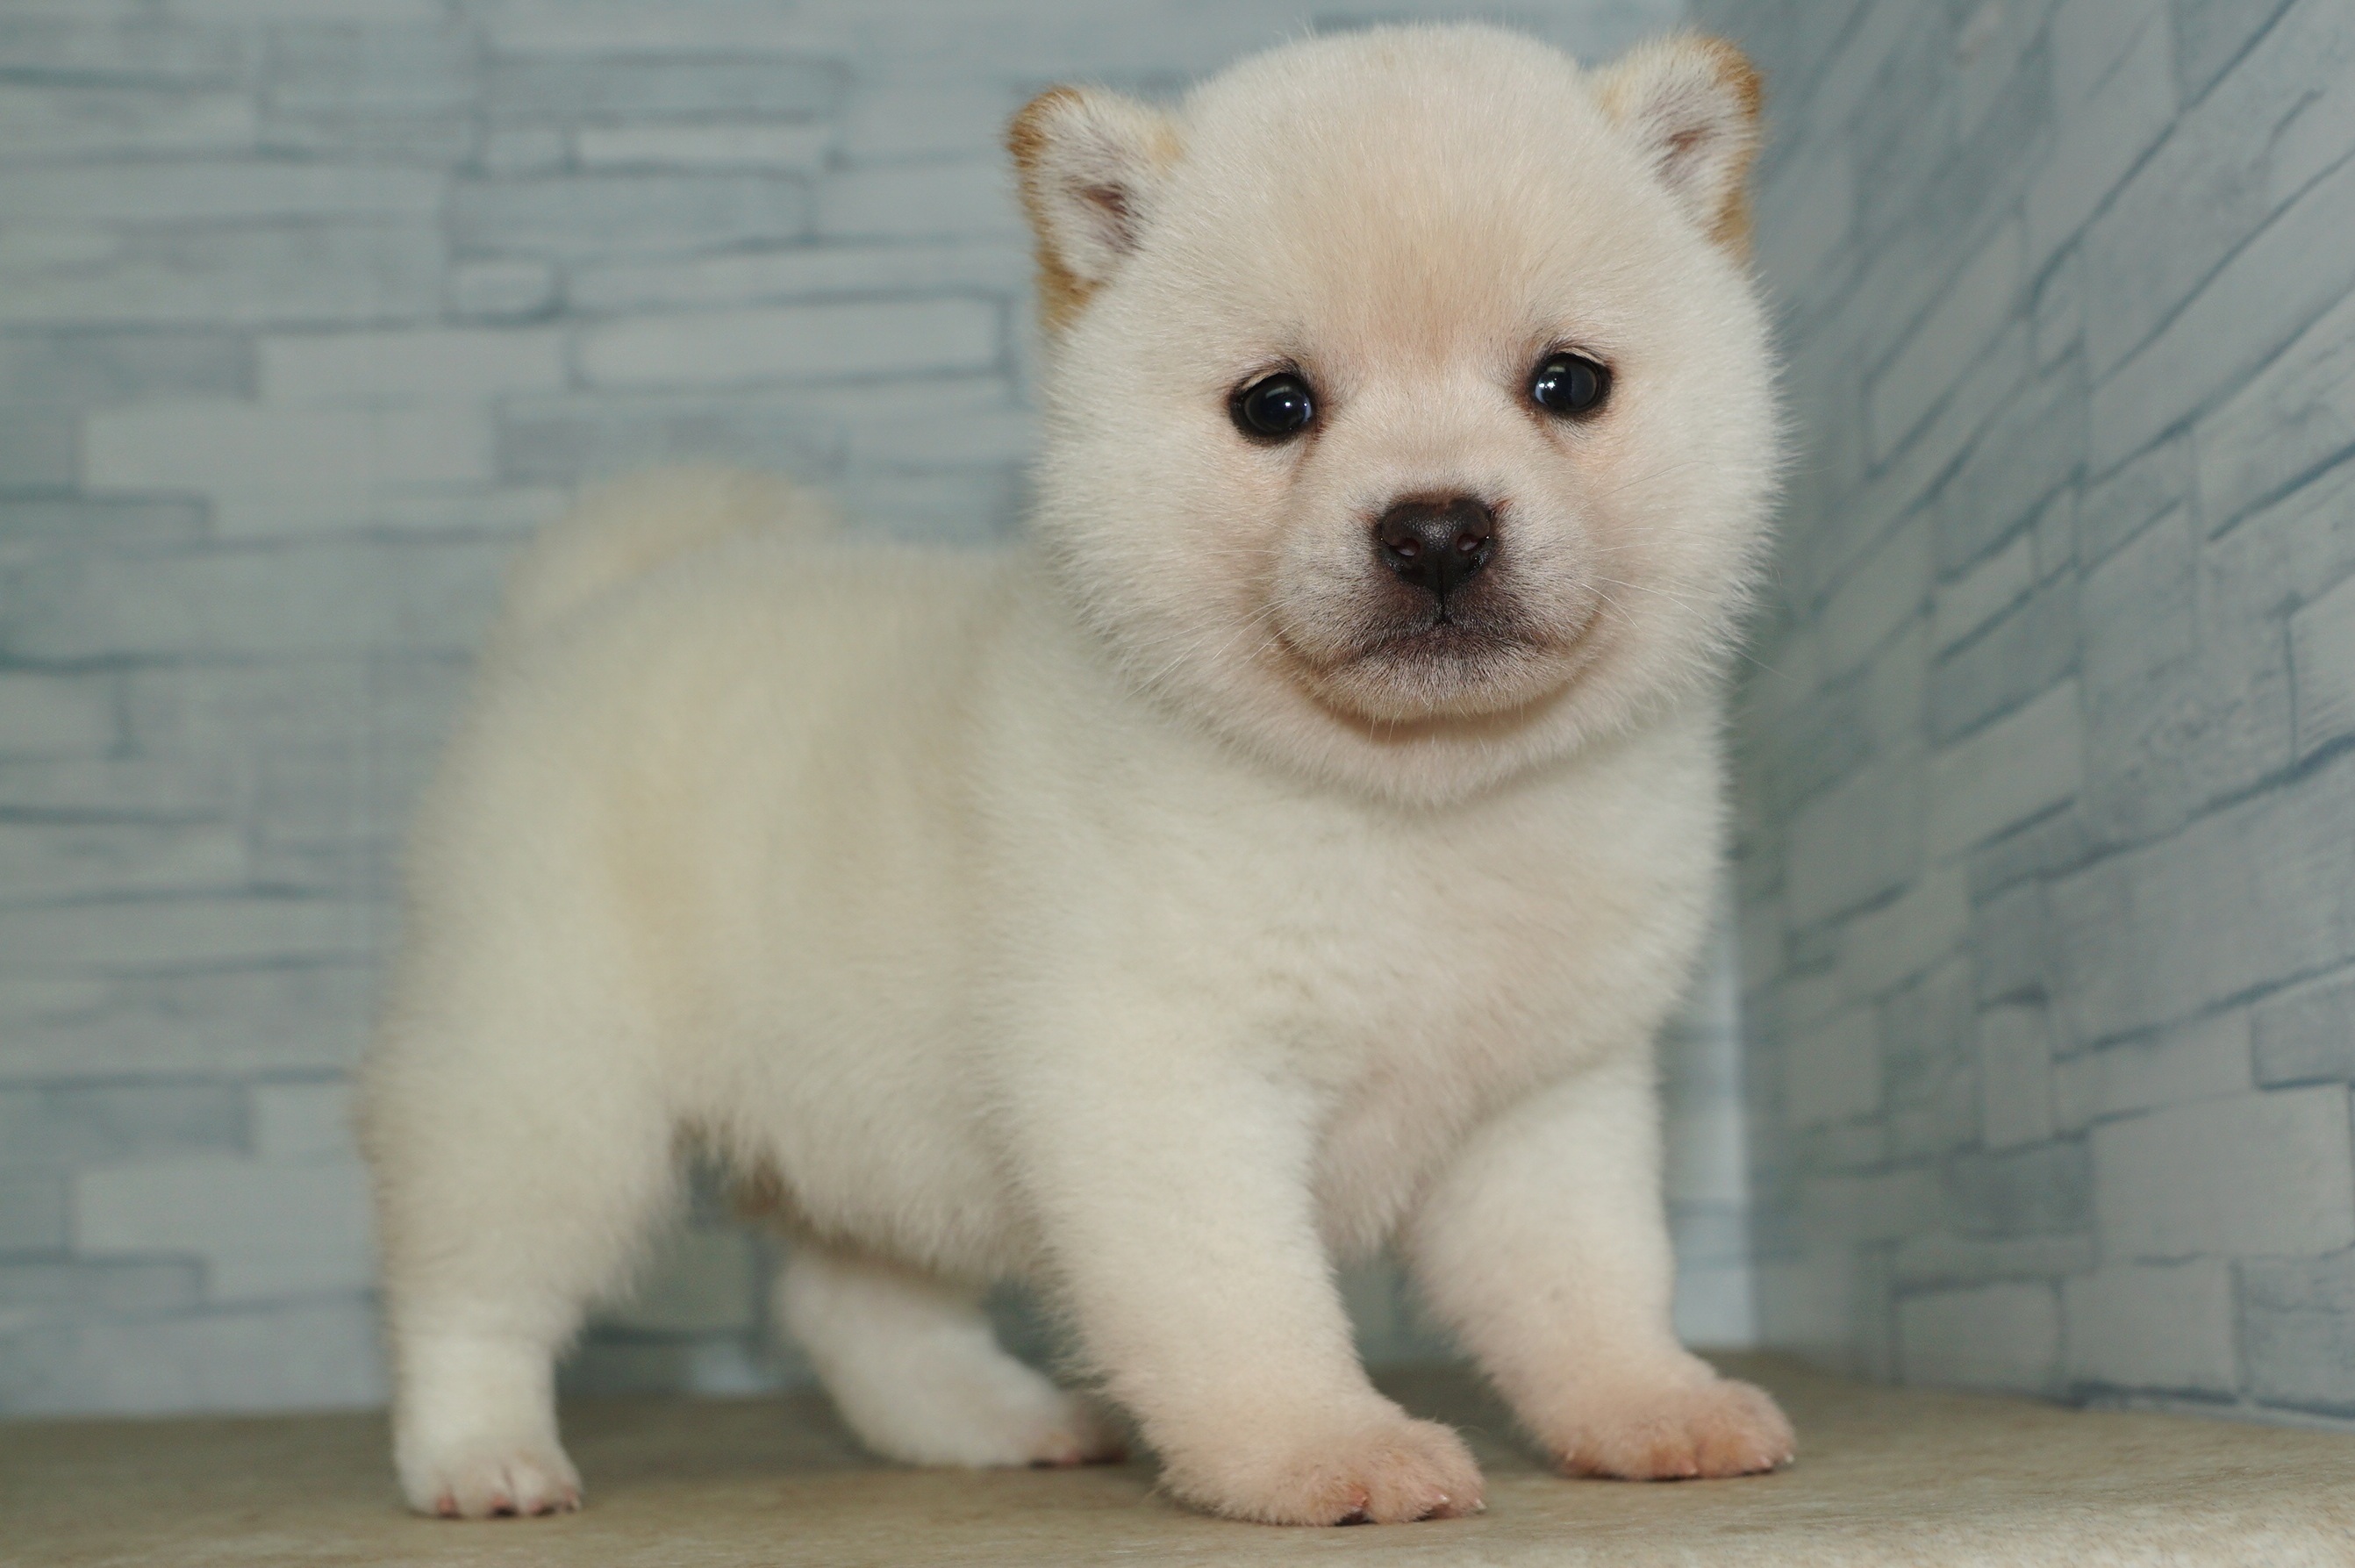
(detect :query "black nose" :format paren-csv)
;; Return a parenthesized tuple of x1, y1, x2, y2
(1374, 495, 1495, 598)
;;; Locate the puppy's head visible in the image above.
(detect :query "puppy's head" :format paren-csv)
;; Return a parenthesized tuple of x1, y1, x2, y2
(1014, 26, 1776, 803)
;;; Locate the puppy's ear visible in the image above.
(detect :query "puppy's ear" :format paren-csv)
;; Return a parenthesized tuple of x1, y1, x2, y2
(1008, 86, 1181, 333)
(1594, 34, 1764, 256)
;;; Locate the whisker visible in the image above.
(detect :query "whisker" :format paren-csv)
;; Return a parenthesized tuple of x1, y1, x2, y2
(1584, 575, 1789, 682)
(1130, 597, 1285, 694)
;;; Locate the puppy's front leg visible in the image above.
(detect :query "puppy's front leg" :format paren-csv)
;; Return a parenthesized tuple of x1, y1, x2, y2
(1012, 1034, 1481, 1525)
(1405, 1059, 1793, 1480)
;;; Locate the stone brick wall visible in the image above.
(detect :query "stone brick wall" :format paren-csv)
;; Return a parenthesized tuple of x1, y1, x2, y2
(1697, 0, 2355, 1422)
(0, 0, 1734, 1416)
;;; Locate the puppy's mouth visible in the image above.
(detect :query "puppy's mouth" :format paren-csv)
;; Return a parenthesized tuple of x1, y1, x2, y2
(1349, 602, 1530, 663)
(1335, 566, 1576, 669)
(1274, 588, 1593, 722)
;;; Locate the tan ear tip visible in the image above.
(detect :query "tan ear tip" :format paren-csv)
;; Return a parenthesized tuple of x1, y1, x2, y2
(1692, 32, 1764, 121)
(1006, 84, 1084, 168)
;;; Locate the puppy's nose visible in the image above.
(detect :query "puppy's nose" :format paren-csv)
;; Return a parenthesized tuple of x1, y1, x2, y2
(1375, 495, 1495, 598)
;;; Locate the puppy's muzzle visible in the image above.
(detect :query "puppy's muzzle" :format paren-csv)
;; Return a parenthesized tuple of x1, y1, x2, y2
(1375, 495, 1496, 602)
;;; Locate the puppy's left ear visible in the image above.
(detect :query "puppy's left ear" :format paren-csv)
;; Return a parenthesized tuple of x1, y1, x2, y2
(1008, 86, 1182, 333)
(1594, 33, 1764, 256)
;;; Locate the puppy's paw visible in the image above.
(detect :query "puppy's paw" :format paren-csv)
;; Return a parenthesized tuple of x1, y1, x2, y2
(401, 1437, 582, 1520)
(940, 1381, 1124, 1468)
(1549, 1372, 1793, 1481)
(1163, 1407, 1484, 1525)
(827, 1360, 1124, 1470)
(1017, 1393, 1127, 1469)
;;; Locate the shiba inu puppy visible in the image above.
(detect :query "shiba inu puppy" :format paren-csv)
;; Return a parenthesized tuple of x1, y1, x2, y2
(361, 23, 1792, 1527)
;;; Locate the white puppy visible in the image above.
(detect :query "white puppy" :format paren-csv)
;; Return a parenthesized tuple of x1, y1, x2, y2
(361, 23, 1793, 1527)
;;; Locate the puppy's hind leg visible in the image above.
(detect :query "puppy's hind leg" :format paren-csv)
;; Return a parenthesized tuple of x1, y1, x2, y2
(779, 1244, 1121, 1468)
(363, 1004, 677, 1520)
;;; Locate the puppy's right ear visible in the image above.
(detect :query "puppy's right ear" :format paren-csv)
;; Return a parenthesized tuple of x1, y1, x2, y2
(1008, 87, 1181, 333)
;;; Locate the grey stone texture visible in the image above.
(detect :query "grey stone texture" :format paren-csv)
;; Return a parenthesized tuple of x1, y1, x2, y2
(0, 0, 1704, 1415)
(1701, 0, 2355, 1423)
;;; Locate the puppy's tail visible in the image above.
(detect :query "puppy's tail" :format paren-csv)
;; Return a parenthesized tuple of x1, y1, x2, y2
(497, 465, 837, 639)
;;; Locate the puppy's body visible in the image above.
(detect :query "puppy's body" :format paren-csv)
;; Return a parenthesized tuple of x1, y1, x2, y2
(365, 25, 1793, 1527)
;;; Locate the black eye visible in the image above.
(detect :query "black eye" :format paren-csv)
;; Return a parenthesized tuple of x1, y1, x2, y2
(1231, 372, 1316, 440)
(1531, 353, 1609, 418)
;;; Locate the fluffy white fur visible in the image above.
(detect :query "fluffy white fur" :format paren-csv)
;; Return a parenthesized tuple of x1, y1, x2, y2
(361, 25, 1791, 1528)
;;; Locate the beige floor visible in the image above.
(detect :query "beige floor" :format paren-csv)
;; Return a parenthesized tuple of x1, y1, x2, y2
(7, 1355, 2354, 1566)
